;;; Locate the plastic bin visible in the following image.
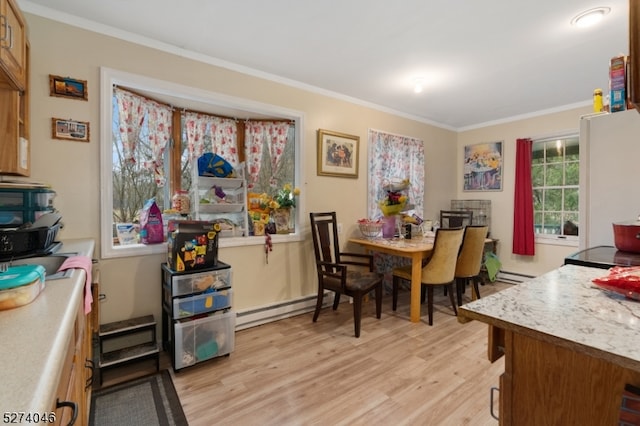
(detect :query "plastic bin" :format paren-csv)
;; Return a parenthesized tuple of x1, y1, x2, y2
(172, 289, 232, 319)
(173, 310, 235, 369)
(163, 264, 231, 297)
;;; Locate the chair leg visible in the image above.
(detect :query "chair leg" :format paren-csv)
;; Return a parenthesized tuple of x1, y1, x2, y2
(353, 293, 363, 338)
(427, 286, 434, 326)
(472, 277, 481, 300)
(392, 276, 399, 311)
(333, 293, 341, 310)
(375, 283, 382, 319)
(455, 277, 464, 306)
(312, 286, 324, 322)
(447, 283, 458, 316)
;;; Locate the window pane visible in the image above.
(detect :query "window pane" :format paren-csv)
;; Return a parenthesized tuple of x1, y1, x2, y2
(543, 212, 561, 234)
(546, 163, 564, 186)
(564, 188, 579, 211)
(545, 141, 563, 163)
(544, 188, 562, 211)
(533, 188, 543, 211)
(532, 164, 544, 187)
(565, 161, 579, 185)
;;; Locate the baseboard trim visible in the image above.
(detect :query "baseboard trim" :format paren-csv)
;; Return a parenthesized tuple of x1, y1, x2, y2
(496, 270, 534, 284)
(235, 292, 332, 331)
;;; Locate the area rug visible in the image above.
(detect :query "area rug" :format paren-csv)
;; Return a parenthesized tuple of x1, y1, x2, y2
(89, 370, 188, 426)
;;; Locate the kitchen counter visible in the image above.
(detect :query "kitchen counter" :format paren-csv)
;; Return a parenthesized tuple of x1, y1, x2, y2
(0, 239, 94, 415)
(459, 264, 640, 424)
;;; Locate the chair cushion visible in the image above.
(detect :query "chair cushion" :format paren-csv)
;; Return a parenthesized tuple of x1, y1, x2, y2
(324, 270, 382, 292)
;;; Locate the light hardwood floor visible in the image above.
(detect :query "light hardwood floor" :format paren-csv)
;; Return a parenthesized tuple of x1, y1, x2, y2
(168, 281, 511, 426)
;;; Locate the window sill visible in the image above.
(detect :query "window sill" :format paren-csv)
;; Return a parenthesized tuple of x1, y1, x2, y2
(535, 235, 579, 248)
(101, 232, 304, 259)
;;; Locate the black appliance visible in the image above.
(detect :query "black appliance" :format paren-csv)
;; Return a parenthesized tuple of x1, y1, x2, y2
(564, 246, 640, 270)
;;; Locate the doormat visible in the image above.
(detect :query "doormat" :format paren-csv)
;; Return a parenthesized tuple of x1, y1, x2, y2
(89, 370, 188, 426)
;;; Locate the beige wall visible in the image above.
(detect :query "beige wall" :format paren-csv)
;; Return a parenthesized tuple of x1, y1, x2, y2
(23, 13, 590, 326)
(25, 15, 458, 325)
(456, 106, 592, 277)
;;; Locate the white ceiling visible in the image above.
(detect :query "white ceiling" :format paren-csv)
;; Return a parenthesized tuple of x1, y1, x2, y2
(19, 0, 630, 130)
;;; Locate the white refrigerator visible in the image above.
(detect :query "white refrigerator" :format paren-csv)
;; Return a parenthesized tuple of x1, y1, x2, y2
(579, 109, 640, 250)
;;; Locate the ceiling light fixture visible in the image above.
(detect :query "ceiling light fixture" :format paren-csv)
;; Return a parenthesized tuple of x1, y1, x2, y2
(571, 7, 611, 28)
(413, 78, 425, 94)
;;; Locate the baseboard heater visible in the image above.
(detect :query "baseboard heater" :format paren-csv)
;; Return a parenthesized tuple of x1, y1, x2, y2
(496, 270, 534, 284)
(235, 292, 333, 331)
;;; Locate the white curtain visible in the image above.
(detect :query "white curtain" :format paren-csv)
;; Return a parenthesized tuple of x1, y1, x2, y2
(367, 129, 425, 219)
(245, 121, 292, 190)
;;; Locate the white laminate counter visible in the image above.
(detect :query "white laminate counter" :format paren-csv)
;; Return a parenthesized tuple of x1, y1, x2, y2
(0, 239, 94, 414)
(459, 264, 640, 372)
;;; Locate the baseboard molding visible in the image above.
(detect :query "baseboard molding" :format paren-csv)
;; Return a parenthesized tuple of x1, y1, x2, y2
(496, 270, 534, 284)
(235, 292, 332, 331)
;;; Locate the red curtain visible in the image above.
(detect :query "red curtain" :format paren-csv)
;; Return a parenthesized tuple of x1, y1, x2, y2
(513, 138, 535, 255)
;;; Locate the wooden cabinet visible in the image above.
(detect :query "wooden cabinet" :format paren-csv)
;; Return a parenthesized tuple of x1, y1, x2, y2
(0, 0, 26, 90)
(494, 330, 640, 425)
(53, 287, 97, 426)
(0, 0, 27, 176)
(631, 0, 640, 111)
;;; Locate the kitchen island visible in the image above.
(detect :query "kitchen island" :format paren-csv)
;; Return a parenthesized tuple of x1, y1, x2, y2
(458, 264, 640, 425)
(0, 239, 95, 423)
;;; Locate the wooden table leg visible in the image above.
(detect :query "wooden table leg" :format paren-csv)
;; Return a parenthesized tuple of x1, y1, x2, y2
(410, 252, 422, 322)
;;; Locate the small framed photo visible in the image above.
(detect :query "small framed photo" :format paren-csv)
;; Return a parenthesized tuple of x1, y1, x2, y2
(463, 141, 503, 191)
(317, 129, 359, 178)
(52, 118, 90, 142)
(49, 75, 88, 101)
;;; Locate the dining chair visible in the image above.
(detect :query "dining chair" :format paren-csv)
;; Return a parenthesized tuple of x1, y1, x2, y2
(454, 225, 489, 306)
(391, 227, 464, 325)
(309, 212, 383, 338)
(440, 210, 473, 229)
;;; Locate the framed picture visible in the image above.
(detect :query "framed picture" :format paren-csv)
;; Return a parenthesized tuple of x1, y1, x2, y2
(52, 118, 90, 142)
(463, 141, 503, 191)
(49, 75, 88, 101)
(317, 129, 359, 178)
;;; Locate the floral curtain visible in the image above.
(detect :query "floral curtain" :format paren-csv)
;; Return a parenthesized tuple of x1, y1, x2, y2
(115, 88, 145, 164)
(115, 88, 172, 186)
(144, 100, 172, 186)
(245, 121, 292, 190)
(184, 112, 210, 161)
(513, 138, 535, 255)
(209, 117, 239, 166)
(367, 129, 425, 290)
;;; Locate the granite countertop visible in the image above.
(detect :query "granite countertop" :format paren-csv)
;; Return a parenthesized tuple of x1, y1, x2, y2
(459, 264, 640, 371)
(0, 239, 94, 415)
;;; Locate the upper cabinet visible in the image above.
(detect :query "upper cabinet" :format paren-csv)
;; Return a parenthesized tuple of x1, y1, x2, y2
(0, 0, 26, 91)
(631, 0, 640, 112)
(0, 0, 28, 176)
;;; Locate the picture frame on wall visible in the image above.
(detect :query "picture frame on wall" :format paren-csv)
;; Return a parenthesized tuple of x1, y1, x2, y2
(317, 129, 359, 178)
(49, 75, 88, 101)
(52, 118, 90, 142)
(463, 141, 503, 191)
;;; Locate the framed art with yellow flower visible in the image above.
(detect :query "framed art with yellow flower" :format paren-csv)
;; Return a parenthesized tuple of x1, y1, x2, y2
(317, 129, 359, 178)
(463, 141, 503, 191)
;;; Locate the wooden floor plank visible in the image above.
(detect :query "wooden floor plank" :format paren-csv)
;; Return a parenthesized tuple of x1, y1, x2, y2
(167, 281, 511, 425)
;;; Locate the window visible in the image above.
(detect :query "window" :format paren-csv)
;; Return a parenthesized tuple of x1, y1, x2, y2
(100, 68, 304, 258)
(532, 134, 579, 244)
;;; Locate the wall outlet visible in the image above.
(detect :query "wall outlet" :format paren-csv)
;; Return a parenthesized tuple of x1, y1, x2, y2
(337, 223, 343, 234)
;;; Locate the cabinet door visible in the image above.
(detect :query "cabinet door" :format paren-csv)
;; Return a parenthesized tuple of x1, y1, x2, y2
(0, 89, 29, 175)
(0, 0, 25, 90)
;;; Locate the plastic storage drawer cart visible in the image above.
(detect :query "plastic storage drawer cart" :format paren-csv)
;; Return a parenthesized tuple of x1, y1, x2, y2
(161, 261, 235, 371)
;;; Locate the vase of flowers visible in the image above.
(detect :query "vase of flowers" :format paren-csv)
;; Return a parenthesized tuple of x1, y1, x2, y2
(271, 183, 301, 234)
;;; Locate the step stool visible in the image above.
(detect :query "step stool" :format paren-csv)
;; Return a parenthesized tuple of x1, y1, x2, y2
(98, 314, 160, 385)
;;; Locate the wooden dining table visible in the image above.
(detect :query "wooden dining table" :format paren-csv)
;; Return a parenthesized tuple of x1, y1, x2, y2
(349, 236, 435, 323)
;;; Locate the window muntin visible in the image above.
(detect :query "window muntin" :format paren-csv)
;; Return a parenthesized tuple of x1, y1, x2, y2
(532, 135, 579, 243)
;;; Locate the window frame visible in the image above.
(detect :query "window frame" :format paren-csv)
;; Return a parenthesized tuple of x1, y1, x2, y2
(532, 132, 580, 247)
(100, 67, 305, 259)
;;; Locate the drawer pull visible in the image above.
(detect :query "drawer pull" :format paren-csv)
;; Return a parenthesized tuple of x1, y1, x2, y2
(85, 358, 95, 390)
(56, 399, 78, 426)
(490, 386, 499, 420)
